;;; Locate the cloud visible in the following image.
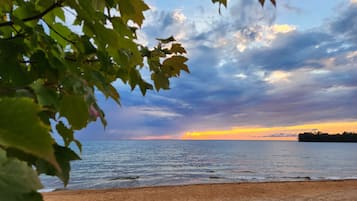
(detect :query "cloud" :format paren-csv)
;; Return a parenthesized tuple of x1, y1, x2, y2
(141, 9, 196, 46)
(238, 31, 336, 70)
(261, 133, 298, 138)
(330, 2, 357, 44)
(232, 24, 296, 52)
(229, 0, 276, 29)
(131, 106, 183, 118)
(264, 70, 292, 84)
(280, 2, 303, 14)
(271, 24, 296, 33)
(168, 1, 357, 130)
(77, 1, 357, 140)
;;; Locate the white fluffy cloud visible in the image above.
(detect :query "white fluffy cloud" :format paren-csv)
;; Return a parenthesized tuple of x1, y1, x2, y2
(265, 70, 292, 84)
(233, 24, 296, 52)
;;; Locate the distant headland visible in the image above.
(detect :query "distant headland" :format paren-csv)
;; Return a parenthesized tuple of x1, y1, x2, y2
(298, 131, 357, 142)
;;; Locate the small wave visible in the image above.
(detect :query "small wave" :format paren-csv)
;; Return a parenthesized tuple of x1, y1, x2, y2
(279, 176, 357, 181)
(209, 176, 221, 179)
(344, 176, 357, 180)
(109, 176, 140, 181)
(321, 176, 357, 181)
(237, 176, 266, 181)
(38, 188, 57, 193)
(280, 176, 312, 180)
(234, 170, 256, 174)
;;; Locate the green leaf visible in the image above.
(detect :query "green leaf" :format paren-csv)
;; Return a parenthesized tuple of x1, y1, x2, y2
(162, 55, 190, 76)
(6, 143, 80, 186)
(270, 0, 276, 6)
(12, 2, 40, 27)
(0, 25, 13, 39)
(0, 149, 43, 201)
(29, 50, 61, 84)
(77, 35, 97, 55)
(151, 72, 169, 91)
(91, 0, 106, 11)
(259, 0, 265, 6)
(118, 0, 150, 27)
(88, 71, 120, 104)
(129, 68, 141, 90)
(56, 121, 74, 147)
(0, 39, 31, 86)
(157, 36, 176, 44)
(36, 145, 80, 186)
(0, 0, 12, 13)
(211, 0, 227, 7)
(211, 0, 227, 14)
(59, 95, 89, 130)
(111, 17, 137, 39)
(0, 98, 57, 168)
(258, 0, 276, 7)
(31, 80, 59, 108)
(170, 43, 187, 54)
(35, 0, 55, 10)
(105, 84, 121, 104)
(48, 22, 75, 48)
(138, 81, 153, 96)
(74, 139, 82, 153)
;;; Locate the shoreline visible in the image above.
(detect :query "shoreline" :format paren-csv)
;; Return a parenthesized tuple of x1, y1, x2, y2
(43, 179, 357, 201)
(41, 177, 357, 192)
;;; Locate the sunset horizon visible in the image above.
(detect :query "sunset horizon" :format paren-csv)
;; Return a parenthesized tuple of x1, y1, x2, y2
(119, 120, 357, 141)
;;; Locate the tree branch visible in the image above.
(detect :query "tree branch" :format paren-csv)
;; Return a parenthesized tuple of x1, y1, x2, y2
(0, 0, 66, 28)
(43, 20, 76, 44)
(19, 59, 33, 64)
(65, 56, 100, 63)
(3, 33, 26, 40)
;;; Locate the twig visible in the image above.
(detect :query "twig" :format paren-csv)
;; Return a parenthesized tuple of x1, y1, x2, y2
(0, 0, 66, 28)
(43, 20, 76, 44)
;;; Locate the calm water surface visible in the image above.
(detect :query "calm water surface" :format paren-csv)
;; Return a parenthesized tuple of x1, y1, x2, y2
(41, 140, 357, 191)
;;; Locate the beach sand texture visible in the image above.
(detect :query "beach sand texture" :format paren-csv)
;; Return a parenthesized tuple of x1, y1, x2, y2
(43, 180, 357, 201)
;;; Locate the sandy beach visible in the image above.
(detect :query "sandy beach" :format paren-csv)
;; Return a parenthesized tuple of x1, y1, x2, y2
(43, 180, 357, 201)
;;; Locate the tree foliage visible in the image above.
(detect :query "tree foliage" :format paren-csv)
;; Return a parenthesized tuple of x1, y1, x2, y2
(0, 0, 275, 200)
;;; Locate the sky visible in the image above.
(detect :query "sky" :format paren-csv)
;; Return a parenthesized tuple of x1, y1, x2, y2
(77, 0, 357, 141)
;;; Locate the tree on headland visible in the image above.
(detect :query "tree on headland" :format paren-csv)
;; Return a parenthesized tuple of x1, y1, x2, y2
(0, 0, 275, 200)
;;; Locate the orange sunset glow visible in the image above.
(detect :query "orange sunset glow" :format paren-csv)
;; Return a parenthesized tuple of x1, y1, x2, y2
(181, 121, 357, 141)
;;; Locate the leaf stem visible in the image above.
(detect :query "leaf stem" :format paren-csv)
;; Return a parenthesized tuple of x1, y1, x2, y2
(0, 0, 66, 28)
(42, 20, 76, 44)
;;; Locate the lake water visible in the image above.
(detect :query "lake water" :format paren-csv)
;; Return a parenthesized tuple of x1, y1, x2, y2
(41, 140, 357, 191)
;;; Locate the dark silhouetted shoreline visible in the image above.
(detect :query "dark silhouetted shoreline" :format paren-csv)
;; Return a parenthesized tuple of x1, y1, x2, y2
(298, 132, 357, 142)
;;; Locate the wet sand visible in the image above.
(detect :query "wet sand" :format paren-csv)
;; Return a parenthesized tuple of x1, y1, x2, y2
(43, 180, 357, 201)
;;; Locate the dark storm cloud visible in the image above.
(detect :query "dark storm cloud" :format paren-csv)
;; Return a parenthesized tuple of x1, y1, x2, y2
(239, 31, 335, 70)
(330, 3, 357, 44)
(248, 86, 357, 126)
